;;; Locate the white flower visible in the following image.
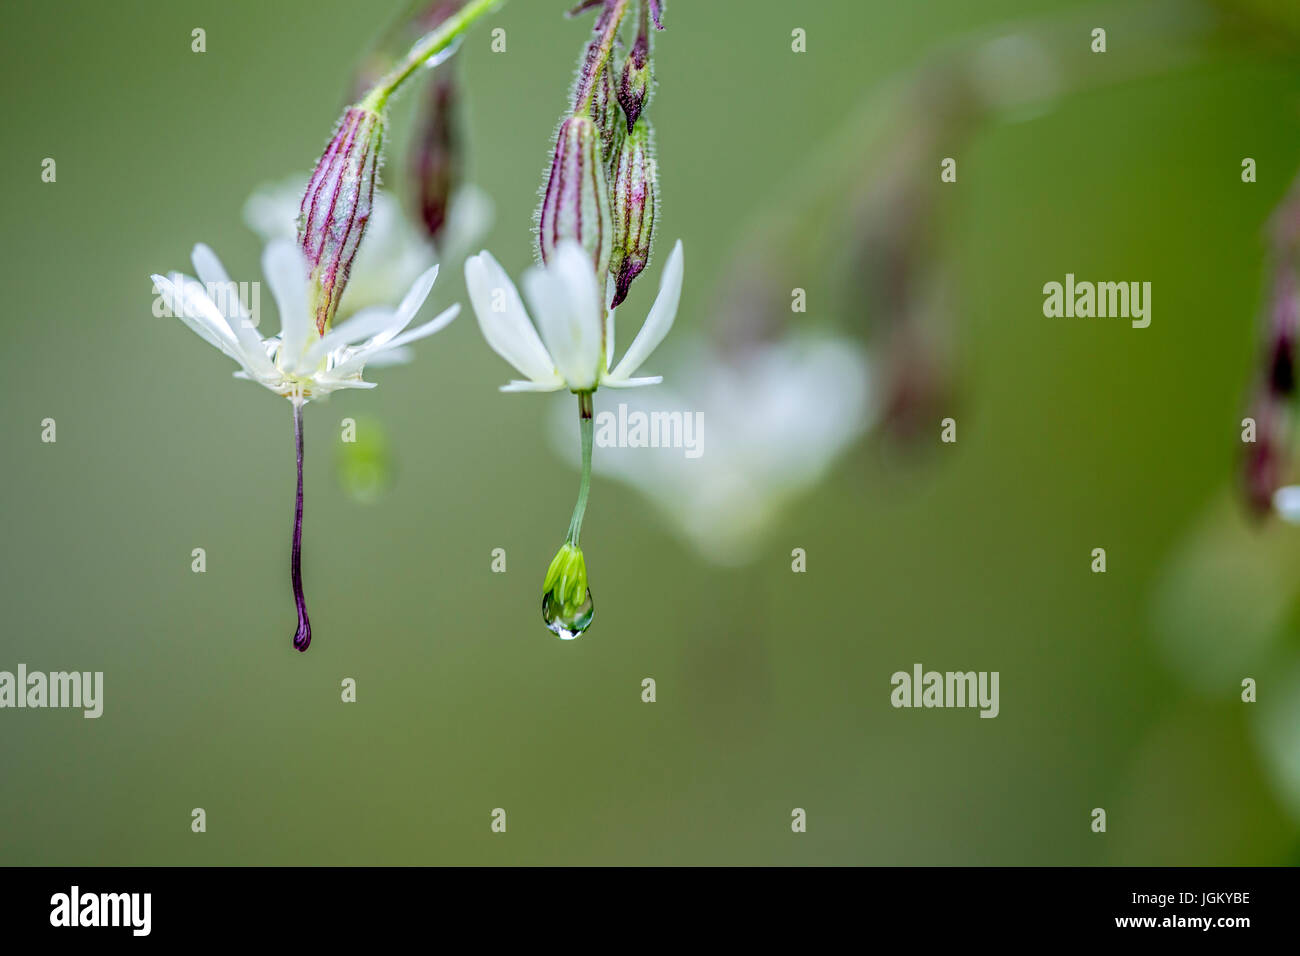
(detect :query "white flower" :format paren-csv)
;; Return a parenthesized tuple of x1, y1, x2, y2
(1275, 486, 1300, 523)
(243, 174, 491, 321)
(465, 238, 684, 393)
(151, 238, 457, 402)
(550, 334, 873, 564)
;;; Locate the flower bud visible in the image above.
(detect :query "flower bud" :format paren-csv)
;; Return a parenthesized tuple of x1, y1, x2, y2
(541, 542, 594, 639)
(591, 60, 623, 168)
(539, 115, 613, 277)
(410, 70, 460, 242)
(299, 106, 384, 334)
(608, 118, 656, 308)
(617, 17, 651, 131)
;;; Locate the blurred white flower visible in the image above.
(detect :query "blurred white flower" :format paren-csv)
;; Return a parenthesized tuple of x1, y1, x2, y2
(1274, 485, 1300, 522)
(551, 334, 873, 564)
(151, 239, 456, 402)
(243, 174, 491, 320)
(465, 239, 684, 393)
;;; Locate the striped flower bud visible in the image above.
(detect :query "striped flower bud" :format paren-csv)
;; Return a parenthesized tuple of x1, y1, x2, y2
(617, 8, 651, 131)
(591, 60, 623, 168)
(539, 114, 612, 277)
(298, 105, 384, 335)
(608, 118, 656, 308)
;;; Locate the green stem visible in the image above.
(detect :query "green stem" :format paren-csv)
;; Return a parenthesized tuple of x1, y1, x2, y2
(363, 0, 505, 111)
(565, 391, 595, 545)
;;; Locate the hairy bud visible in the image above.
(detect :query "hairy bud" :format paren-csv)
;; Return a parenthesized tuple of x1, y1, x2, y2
(608, 118, 656, 308)
(298, 106, 384, 334)
(617, 10, 651, 131)
(591, 60, 623, 167)
(539, 115, 613, 277)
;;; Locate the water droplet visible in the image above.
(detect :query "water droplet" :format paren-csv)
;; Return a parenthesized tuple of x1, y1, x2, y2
(542, 588, 594, 640)
(422, 36, 463, 73)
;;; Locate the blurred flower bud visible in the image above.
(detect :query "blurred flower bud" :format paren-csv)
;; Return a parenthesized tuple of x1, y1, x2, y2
(539, 115, 612, 277)
(1241, 181, 1300, 516)
(299, 105, 384, 334)
(608, 118, 656, 308)
(410, 70, 460, 242)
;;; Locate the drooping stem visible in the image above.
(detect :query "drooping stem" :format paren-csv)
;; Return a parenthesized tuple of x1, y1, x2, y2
(291, 398, 312, 652)
(363, 0, 506, 111)
(565, 391, 595, 545)
(572, 0, 630, 115)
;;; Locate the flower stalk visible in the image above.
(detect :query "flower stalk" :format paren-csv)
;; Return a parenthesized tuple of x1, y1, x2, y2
(362, 0, 505, 112)
(541, 391, 597, 638)
(566, 390, 595, 545)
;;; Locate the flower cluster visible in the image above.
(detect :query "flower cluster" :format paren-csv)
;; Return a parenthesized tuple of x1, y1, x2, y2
(465, 0, 680, 639)
(149, 0, 501, 652)
(150, 0, 680, 649)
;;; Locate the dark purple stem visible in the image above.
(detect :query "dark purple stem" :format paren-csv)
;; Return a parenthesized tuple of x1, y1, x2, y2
(291, 400, 312, 652)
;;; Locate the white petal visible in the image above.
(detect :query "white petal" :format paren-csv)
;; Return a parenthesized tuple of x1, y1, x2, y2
(300, 306, 398, 370)
(314, 378, 378, 392)
(190, 244, 245, 319)
(374, 304, 458, 351)
(242, 176, 304, 242)
(190, 244, 278, 377)
(395, 264, 439, 327)
(153, 274, 227, 351)
(155, 273, 255, 375)
(439, 184, 493, 262)
(262, 239, 311, 372)
(604, 273, 616, 370)
(1275, 486, 1300, 523)
(501, 379, 566, 392)
(363, 346, 414, 368)
(327, 306, 459, 378)
(366, 263, 439, 351)
(608, 240, 683, 383)
(602, 375, 663, 388)
(465, 252, 562, 386)
(523, 241, 601, 391)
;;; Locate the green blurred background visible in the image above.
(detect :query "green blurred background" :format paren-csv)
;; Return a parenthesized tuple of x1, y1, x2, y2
(2, 0, 1299, 864)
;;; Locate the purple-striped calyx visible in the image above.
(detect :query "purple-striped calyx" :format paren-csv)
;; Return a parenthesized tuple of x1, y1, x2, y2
(539, 115, 613, 277)
(617, 1, 652, 131)
(591, 57, 623, 167)
(411, 72, 459, 242)
(609, 118, 656, 308)
(298, 104, 384, 335)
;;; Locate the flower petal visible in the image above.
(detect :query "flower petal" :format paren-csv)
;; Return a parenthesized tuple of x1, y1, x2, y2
(327, 305, 459, 378)
(155, 272, 258, 376)
(604, 273, 616, 370)
(262, 239, 310, 372)
(300, 306, 399, 370)
(395, 264, 440, 327)
(607, 239, 682, 384)
(602, 375, 663, 388)
(501, 379, 566, 392)
(465, 251, 562, 386)
(523, 241, 601, 391)
(190, 244, 278, 378)
(362, 346, 414, 368)
(374, 304, 459, 351)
